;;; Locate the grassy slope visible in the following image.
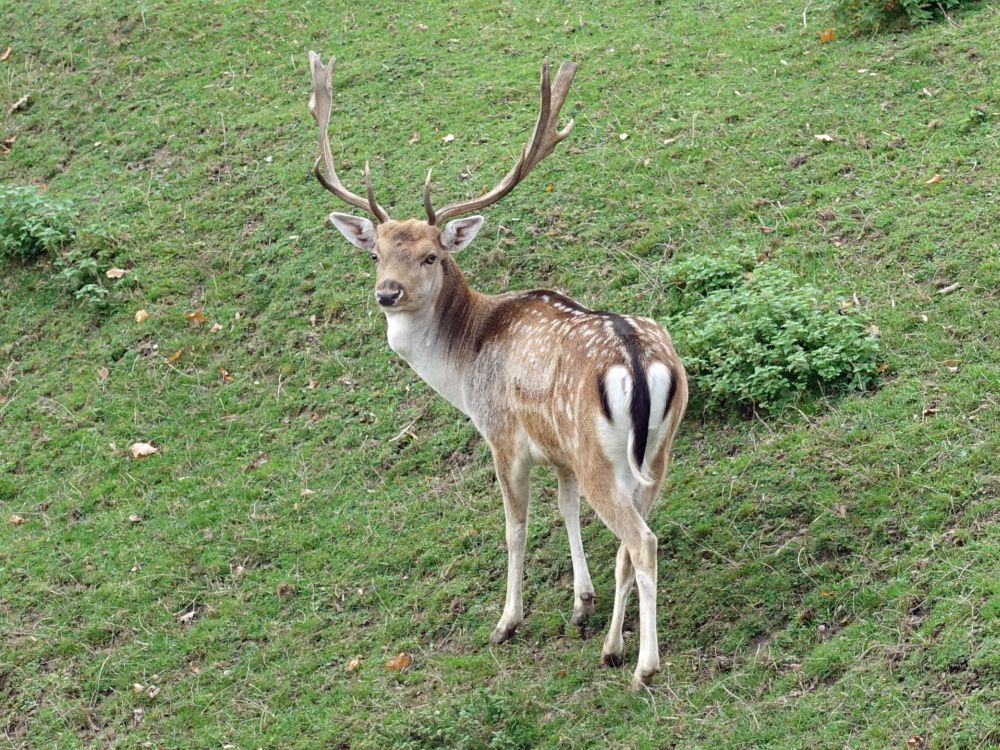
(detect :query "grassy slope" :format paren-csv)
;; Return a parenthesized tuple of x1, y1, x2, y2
(2, 1, 998, 748)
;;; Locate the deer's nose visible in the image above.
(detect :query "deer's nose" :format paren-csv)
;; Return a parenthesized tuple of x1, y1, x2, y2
(376, 282, 403, 307)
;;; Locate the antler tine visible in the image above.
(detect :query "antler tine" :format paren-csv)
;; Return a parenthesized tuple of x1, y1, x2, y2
(308, 51, 390, 223)
(423, 168, 437, 226)
(427, 58, 579, 225)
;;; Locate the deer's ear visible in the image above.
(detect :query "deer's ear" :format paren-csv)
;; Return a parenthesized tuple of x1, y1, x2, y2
(439, 216, 485, 253)
(329, 212, 376, 250)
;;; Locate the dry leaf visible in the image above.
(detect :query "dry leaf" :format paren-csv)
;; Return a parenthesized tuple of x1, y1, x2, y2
(164, 348, 183, 365)
(9, 514, 25, 526)
(814, 133, 836, 143)
(210, 322, 223, 333)
(819, 28, 835, 44)
(128, 514, 143, 524)
(135, 309, 150, 324)
(129, 442, 158, 459)
(414, 22, 428, 31)
(177, 610, 196, 625)
(98, 366, 110, 380)
(544, 183, 554, 193)
(927, 119, 942, 129)
(245, 454, 268, 472)
(300, 488, 315, 498)
(346, 657, 362, 673)
(907, 736, 925, 749)
(186, 310, 207, 324)
(132, 683, 145, 694)
(618, 132, 629, 141)
(105, 267, 128, 279)
(925, 173, 942, 185)
(8, 94, 29, 115)
(408, 130, 420, 145)
(442, 133, 455, 143)
(146, 685, 160, 699)
(0, 47, 11, 62)
(307, 379, 319, 389)
(921, 407, 939, 417)
(384, 652, 413, 671)
(0, 135, 15, 155)
(219, 367, 234, 382)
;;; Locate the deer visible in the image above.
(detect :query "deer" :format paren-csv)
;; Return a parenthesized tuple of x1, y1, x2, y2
(307, 51, 688, 689)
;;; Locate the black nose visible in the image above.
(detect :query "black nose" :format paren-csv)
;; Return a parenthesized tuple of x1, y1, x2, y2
(376, 284, 403, 307)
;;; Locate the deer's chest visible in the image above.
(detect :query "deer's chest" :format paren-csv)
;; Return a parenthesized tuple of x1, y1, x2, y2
(385, 313, 467, 415)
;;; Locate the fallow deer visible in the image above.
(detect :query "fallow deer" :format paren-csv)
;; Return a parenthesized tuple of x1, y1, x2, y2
(307, 52, 688, 689)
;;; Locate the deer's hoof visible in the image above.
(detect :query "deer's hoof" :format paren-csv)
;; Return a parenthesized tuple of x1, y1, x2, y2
(490, 623, 518, 644)
(601, 651, 624, 668)
(571, 592, 596, 626)
(630, 666, 660, 691)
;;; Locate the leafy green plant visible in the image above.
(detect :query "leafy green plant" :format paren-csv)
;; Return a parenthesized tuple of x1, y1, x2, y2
(663, 246, 758, 315)
(836, 0, 965, 34)
(0, 184, 74, 263)
(671, 265, 881, 413)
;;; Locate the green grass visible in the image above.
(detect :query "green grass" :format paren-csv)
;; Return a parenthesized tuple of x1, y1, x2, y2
(2, 1, 999, 748)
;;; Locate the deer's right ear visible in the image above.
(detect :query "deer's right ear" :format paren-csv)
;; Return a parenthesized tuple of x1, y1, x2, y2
(328, 212, 377, 250)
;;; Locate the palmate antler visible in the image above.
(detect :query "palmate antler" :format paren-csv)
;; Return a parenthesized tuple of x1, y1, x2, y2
(424, 59, 579, 225)
(308, 51, 390, 223)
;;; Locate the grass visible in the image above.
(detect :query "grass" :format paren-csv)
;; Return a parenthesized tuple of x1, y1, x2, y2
(2, 1, 999, 748)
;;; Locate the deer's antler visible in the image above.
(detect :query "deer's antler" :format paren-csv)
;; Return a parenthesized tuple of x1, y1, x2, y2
(425, 59, 578, 225)
(308, 51, 390, 223)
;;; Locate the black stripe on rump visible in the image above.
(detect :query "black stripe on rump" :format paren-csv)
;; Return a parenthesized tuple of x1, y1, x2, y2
(663, 363, 678, 422)
(602, 313, 651, 469)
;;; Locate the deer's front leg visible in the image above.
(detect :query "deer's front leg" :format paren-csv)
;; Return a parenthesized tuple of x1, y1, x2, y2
(490, 450, 530, 644)
(556, 468, 596, 626)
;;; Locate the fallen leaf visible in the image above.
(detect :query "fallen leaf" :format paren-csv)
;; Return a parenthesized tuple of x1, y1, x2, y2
(414, 22, 428, 31)
(146, 685, 160, 699)
(132, 683, 145, 694)
(907, 736, 924, 749)
(544, 183, 554, 193)
(129, 442, 158, 459)
(219, 368, 234, 382)
(131, 708, 144, 727)
(819, 28, 835, 44)
(245, 454, 268, 472)
(441, 133, 455, 143)
(210, 322, 223, 333)
(9, 514, 25, 526)
(408, 130, 420, 144)
(346, 657, 362, 673)
(867, 324, 880, 336)
(384, 652, 413, 671)
(814, 133, 836, 143)
(276, 582, 295, 598)
(105, 267, 128, 279)
(927, 119, 942, 129)
(618, 132, 629, 141)
(164, 348, 183, 365)
(307, 379, 319, 389)
(98, 366, 110, 380)
(0, 135, 15, 155)
(176, 610, 196, 625)
(128, 514, 143, 524)
(186, 310, 207, 324)
(876, 362, 890, 374)
(134, 309, 149, 324)
(8, 94, 29, 115)
(921, 407, 939, 417)
(925, 173, 942, 185)
(0, 47, 10, 62)
(300, 488, 315, 498)
(787, 153, 809, 168)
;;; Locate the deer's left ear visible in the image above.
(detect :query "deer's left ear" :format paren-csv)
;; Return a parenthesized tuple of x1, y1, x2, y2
(329, 212, 377, 250)
(439, 216, 485, 253)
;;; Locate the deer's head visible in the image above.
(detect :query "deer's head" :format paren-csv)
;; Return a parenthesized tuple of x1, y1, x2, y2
(307, 52, 577, 315)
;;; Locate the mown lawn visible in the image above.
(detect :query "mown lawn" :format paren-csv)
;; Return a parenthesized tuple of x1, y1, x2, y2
(2, 1, 998, 748)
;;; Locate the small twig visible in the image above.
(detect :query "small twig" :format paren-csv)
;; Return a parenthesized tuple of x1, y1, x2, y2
(937, 282, 962, 295)
(802, 0, 811, 28)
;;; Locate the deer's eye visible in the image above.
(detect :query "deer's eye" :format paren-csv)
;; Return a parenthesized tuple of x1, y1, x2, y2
(423, 254, 437, 266)
(370, 253, 378, 263)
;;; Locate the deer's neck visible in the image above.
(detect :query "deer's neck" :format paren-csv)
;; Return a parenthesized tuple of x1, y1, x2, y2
(384, 257, 485, 415)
